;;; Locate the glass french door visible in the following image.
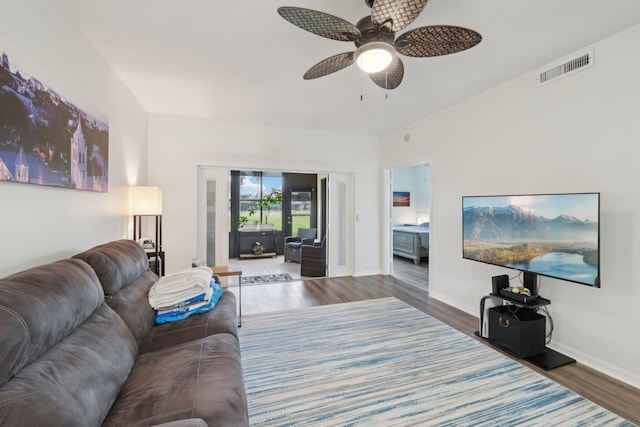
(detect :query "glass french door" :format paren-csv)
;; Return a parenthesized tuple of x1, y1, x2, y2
(282, 172, 318, 238)
(197, 166, 229, 267)
(288, 190, 312, 236)
(326, 172, 353, 277)
(197, 168, 354, 278)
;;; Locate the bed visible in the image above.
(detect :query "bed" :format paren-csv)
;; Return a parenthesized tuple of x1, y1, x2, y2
(393, 223, 429, 265)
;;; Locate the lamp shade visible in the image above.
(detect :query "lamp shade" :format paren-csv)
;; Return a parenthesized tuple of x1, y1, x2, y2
(130, 186, 163, 215)
(354, 42, 395, 73)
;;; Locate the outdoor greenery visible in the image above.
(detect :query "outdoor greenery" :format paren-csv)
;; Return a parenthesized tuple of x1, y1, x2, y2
(230, 211, 310, 234)
(230, 172, 312, 235)
(238, 190, 283, 228)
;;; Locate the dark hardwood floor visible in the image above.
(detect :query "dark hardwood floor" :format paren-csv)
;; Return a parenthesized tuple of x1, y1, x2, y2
(391, 255, 429, 291)
(228, 275, 640, 425)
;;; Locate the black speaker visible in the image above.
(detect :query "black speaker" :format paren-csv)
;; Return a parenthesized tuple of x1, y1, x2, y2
(492, 274, 510, 294)
(523, 272, 538, 295)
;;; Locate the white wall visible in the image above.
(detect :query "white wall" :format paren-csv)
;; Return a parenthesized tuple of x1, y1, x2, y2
(5, 0, 636, 390)
(147, 116, 381, 276)
(381, 24, 640, 388)
(0, 0, 148, 277)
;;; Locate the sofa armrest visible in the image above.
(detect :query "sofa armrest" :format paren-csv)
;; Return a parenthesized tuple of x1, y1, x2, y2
(301, 243, 321, 251)
(301, 237, 315, 245)
(284, 236, 300, 244)
(150, 419, 208, 427)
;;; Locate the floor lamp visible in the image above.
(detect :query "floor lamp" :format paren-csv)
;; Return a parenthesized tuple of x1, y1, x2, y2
(130, 186, 164, 276)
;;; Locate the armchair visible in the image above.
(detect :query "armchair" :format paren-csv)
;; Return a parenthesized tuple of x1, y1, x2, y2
(301, 236, 327, 277)
(284, 228, 317, 263)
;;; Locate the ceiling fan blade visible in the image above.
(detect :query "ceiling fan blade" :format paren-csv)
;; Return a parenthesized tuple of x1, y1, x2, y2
(369, 57, 404, 89)
(277, 7, 361, 42)
(371, 0, 429, 32)
(303, 52, 355, 80)
(395, 25, 482, 57)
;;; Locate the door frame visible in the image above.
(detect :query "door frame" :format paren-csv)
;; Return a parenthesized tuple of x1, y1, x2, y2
(196, 167, 354, 278)
(282, 172, 318, 238)
(384, 162, 432, 279)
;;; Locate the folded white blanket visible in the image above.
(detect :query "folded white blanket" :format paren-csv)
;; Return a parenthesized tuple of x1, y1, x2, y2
(149, 289, 208, 309)
(150, 266, 212, 293)
(156, 286, 214, 315)
(148, 266, 213, 308)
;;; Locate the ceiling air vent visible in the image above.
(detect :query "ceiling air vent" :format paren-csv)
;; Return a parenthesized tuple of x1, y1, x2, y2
(537, 49, 594, 87)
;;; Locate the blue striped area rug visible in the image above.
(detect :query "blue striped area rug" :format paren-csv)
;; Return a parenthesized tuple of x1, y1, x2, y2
(239, 297, 634, 426)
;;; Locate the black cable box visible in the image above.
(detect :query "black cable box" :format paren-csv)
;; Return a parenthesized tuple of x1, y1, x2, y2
(499, 288, 538, 304)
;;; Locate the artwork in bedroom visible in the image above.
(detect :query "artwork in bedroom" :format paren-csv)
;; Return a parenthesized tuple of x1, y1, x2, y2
(393, 191, 410, 207)
(0, 50, 109, 192)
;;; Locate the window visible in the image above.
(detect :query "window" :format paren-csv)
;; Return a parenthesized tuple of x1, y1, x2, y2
(231, 171, 283, 230)
(290, 190, 312, 235)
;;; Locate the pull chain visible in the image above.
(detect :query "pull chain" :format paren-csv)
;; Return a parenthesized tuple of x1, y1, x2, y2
(385, 67, 388, 99)
(358, 67, 391, 100)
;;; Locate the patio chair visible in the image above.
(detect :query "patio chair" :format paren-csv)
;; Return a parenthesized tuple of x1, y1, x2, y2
(284, 228, 316, 263)
(301, 236, 326, 277)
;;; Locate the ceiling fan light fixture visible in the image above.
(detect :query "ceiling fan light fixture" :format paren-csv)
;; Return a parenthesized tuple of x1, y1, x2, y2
(354, 42, 395, 73)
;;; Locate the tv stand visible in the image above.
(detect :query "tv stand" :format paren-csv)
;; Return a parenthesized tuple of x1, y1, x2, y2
(476, 293, 576, 370)
(525, 347, 575, 370)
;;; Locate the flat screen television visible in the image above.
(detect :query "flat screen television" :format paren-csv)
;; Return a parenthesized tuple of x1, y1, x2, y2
(463, 193, 600, 288)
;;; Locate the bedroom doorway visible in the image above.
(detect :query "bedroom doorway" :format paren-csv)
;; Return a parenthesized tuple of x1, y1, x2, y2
(389, 163, 430, 291)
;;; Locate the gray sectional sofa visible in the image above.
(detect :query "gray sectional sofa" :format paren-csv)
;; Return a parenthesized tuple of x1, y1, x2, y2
(0, 239, 248, 427)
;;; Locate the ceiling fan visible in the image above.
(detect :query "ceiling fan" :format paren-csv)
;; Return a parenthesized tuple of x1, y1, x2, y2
(277, 0, 482, 90)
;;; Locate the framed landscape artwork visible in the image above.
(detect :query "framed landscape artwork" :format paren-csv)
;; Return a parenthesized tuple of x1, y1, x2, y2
(0, 49, 109, 192)
(393, 191, 410, 207)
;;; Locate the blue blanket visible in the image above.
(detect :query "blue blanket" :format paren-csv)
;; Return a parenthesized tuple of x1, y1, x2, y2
(155, 280, 224, 324)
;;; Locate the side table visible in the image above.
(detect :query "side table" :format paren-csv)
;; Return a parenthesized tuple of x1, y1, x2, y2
(145, 249, 165, 276)
(210, 265, 243, 327)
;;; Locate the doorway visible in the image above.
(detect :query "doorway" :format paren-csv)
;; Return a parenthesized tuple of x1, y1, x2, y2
(389, 163, 430, 291)
(196, 167, 353, 279)
(282, 172, 318, 238)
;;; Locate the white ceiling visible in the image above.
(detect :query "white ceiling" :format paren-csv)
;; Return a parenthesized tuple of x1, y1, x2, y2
(58, 0, 640, 136)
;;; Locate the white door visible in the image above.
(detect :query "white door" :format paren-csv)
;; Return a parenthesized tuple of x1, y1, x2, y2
(327, 172, 354, 277)
(196, 166, 229, 267)
(384, 168, 393, 275)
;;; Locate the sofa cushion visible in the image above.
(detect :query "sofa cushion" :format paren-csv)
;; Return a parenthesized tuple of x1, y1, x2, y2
(73, 239, 150, 296)
(0, 259, 104, 386)
(75, 240, 240, 352)
(151, 420, 208, 427)
(0, 304, 138, 426)
(74, 240, 157, 345)
(139, 291, 239, 354)
(102, 333, 249, 427)
(107, 270, 158, 345)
